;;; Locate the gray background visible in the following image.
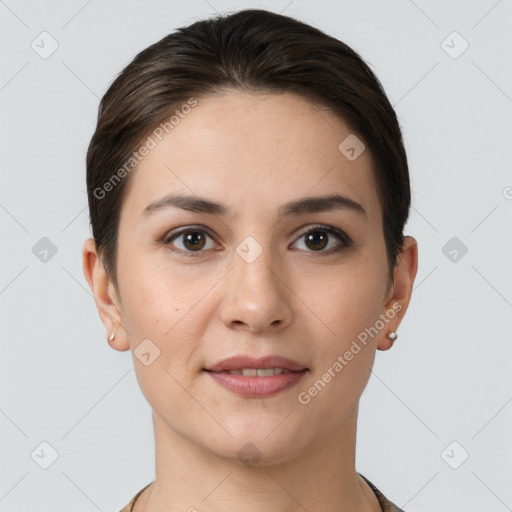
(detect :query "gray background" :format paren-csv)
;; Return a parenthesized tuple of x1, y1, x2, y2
(1, 1, 511, 511)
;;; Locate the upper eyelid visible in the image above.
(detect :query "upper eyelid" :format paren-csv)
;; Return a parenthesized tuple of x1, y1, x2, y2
(294, 224, 346, 239)
(164, 224, 216, 241)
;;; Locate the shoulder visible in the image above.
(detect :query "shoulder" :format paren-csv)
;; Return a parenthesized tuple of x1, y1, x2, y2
(358, 473, 406, 512)
(118, 482, 153, 512)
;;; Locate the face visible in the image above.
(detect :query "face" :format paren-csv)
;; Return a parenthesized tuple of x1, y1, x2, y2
(85, 91, 414, 465)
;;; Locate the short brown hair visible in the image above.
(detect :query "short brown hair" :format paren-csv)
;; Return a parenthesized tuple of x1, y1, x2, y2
(86, 8, 411, 288)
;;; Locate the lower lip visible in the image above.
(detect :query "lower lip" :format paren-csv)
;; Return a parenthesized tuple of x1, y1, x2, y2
(205, 370, 307, 398)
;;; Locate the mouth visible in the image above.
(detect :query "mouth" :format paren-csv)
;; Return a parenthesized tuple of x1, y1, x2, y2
(203, 355, 309, 398)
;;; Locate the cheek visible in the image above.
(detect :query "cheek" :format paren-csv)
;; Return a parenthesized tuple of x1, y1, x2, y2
(117, 255, 217, 372)
(297, 264, 382, 412)
(302, 257, 385, 340)
(119, 267, 206, 408)
(117, 250, 193, 332)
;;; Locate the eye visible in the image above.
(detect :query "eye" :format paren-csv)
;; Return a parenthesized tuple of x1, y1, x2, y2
(290, 224, 351, 254)
(163, 224, 351, 257)
(164, 227, 218, 255)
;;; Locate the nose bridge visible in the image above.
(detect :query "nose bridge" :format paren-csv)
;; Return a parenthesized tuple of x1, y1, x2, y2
(219, 234, 293, 330)
(232, 235, 281, 297)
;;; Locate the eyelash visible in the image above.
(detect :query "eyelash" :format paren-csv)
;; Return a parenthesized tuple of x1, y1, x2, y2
(163, 224, 352, 258)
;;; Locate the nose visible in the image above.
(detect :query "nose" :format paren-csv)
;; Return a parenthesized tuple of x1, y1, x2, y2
(218, 244, 294, 333)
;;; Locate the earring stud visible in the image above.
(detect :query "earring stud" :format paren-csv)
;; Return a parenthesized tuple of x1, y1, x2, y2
(108, 332, 115, 341)
(387, 332, 398, 342)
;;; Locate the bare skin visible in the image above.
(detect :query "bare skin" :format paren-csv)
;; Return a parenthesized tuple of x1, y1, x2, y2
(83, 90, 418, 512)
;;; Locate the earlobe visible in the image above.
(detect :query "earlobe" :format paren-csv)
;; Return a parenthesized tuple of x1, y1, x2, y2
(377, 236, 418, 351)
(82, 238, 130, 352)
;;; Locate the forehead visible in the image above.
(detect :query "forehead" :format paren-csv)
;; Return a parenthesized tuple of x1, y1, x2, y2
(120, 91, 381, 225)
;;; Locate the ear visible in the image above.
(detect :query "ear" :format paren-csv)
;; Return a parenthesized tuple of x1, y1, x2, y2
(378, 235, 418, 351)
(82, 238, 130, 351)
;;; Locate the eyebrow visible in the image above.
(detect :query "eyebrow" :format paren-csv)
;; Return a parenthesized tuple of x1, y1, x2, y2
(141, 193, 367, 219)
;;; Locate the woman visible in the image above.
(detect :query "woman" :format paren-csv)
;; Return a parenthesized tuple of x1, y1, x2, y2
(82, 8, 418, 512)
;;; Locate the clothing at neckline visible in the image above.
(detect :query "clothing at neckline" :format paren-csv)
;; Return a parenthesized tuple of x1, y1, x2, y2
(119, 473, 405, 512)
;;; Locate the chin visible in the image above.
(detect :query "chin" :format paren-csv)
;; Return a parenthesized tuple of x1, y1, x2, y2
(201, 418, 308, 467)
(211, 438, 302, 468)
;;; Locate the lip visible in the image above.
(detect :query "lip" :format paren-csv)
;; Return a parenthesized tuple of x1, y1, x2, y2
(204, 355, 307, 372)
(203, 355, 309, 399)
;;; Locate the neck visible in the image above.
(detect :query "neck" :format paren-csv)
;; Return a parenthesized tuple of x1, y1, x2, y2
(134, 407, 381, 512)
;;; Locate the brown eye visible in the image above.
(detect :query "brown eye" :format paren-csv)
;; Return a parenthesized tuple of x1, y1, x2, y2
(304, 231, 328, 251)
(165, 229, 216, 253)
(182, 231, 206, 251)
(290, 225, 351, 254)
